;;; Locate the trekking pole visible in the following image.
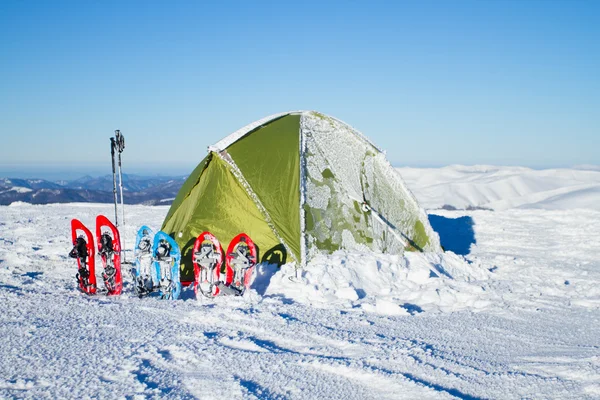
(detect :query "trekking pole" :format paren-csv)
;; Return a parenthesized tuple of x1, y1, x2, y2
(115, 130, 125, 227)
(110, 137, 119, 226)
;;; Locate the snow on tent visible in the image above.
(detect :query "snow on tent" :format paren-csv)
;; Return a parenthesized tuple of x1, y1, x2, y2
(162, 111, 441, 282)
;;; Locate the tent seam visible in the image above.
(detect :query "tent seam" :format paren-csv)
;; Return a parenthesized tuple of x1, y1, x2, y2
(309, 112, 439, 251)
(216, 151, 300, 265)
(209, 111, 303, 152)
(162, 154, 212, 229)
(299, 114, 308, 268)
(331, 113, 428, 228)
(302, 119, 386, 254)
(328, 114, 383, 153)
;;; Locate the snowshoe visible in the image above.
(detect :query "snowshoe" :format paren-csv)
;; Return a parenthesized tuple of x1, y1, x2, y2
(225, 233, 257, 296)
(70, 219, 97, 295)
(132, 226, 156, 297)
(96, 215, 123, 295)
(152, 231, 181, 300)
(192, 231, 223, 298)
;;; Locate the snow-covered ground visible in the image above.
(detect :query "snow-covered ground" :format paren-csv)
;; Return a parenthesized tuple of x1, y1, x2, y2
(399, 165, 600, 211)
(1, 167, 599, 399)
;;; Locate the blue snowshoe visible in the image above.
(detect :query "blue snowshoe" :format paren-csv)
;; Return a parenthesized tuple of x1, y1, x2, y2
(152, 231, 182, 300)
(132, 226, 157, 297)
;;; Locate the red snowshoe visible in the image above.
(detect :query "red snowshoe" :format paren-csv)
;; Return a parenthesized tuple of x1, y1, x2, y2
(69, 219, 97, 295)
(225, 233, 257, 295)
(96, 215, 123, 295)
(192, 231, 223, 297)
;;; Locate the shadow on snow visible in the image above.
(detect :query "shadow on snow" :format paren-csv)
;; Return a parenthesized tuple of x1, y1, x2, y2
(428, 215, 476, 255)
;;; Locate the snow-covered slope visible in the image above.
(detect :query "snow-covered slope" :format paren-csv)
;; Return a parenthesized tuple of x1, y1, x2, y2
(1, 201, 599, 399)
(398, 165, 600, 211)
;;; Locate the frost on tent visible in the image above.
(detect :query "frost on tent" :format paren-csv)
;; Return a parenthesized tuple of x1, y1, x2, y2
(368, 153, 436, 251)
(300, 112, 439, 260)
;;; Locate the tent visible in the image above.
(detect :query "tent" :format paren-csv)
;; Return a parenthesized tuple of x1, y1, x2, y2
(162, 111, 441, 282)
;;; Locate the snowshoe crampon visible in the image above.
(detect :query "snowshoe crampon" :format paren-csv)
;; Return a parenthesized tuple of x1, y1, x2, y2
(96, 215, 122, 296)
(132, 225, 156, 298)
(70, 219, 97, 295)
(225, 233, 257, 296)
(192, 231, 223, 298)
(152, 231, 182, 300)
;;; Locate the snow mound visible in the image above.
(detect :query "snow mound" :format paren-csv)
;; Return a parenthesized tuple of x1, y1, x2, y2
(263, 251, 493, 314)
(7, 201, 29, 207)
(399, 165, 600, 211)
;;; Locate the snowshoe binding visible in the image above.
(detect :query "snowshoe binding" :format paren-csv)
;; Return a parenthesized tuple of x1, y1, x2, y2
(152, 231, 181, 300)
(132, 226, 156, 298)
(225, 233, 257, 296)
(70, 219, 97, 295)
(96, 215, 123, 295)
(192, 231, 223, 298)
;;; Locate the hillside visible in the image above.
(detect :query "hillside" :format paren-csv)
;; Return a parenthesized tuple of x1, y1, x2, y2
(398, 165, 600, 211)
(0, 175, 186, 206)
(4, 166, 600, 210)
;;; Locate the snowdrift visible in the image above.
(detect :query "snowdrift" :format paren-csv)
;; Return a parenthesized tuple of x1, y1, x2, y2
(259, 251, 492, 314)
(399, 165, 600, 211)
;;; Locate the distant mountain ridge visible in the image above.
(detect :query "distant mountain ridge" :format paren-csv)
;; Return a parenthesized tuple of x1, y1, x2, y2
(0, 174, 186, 206)
(4, 166, 600, 210)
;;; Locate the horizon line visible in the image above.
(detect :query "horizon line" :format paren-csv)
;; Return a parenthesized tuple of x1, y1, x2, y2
(1, 163, 599, 181)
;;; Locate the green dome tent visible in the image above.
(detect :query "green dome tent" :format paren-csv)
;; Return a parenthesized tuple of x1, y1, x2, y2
(162, 111, 441, 282)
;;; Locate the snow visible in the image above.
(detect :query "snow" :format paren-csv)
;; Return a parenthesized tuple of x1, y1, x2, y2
(2, 186, 33, 194)
(399, 165, 600, 211)
(1, 168, 600, 399)
(209, 111, 301, 152)
(301, 112, 440, 258)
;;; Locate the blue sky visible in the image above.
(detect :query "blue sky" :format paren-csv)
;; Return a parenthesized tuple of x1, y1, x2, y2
(1, 0, 598, 178)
